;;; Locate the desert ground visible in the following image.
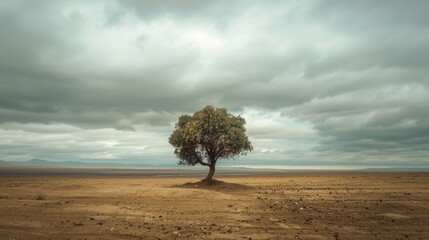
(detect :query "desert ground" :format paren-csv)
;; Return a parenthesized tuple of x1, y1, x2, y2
(0, 171, 428, 240)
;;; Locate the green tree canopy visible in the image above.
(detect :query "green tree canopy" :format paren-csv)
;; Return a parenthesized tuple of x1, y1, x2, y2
(169, 105, 253, 183)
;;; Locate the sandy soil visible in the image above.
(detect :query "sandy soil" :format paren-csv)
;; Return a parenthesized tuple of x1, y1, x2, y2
(0, 172, 428, 240)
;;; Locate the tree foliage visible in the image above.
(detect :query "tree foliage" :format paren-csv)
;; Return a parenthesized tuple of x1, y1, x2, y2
(169, 105, 253, 182)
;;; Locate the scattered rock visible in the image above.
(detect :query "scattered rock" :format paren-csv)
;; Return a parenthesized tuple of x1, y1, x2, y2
(35, 195, 45, 200)
(333, 232, 339, 240)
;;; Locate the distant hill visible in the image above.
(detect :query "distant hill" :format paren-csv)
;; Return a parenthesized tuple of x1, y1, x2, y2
(0, 159, 427, 172)
(358, 167, 429, 172)
(0, 159, 176, 168)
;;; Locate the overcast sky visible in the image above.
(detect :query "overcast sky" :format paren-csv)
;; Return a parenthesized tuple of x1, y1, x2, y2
(1, 0, 428, 168)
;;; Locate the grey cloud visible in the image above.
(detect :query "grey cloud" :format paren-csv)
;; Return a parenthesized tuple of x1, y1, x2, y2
(284, 88, 429, 164)
(0, 124, 170, 163)
(0, 1, 204, 127)
(0, 1, 428, 166)
(2, 0, 426, 122)
(305, 0, 429, 76)
(119, 0, 245, 25)
(313, 0, 429, 29)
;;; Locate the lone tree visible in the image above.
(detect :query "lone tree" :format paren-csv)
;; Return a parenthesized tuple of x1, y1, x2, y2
(169, 105, 253, 184)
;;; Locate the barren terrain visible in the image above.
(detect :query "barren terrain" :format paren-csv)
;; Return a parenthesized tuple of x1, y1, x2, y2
(0, 172, 428, 239)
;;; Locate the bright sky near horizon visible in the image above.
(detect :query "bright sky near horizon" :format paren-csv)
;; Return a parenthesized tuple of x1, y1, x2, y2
(0, 1, 428, 168)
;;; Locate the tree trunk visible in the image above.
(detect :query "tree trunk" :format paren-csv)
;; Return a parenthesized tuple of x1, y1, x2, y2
(204, 164, 216, 184)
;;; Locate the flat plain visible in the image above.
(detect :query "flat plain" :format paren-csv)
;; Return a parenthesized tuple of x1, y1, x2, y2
(0, 171, 428, 239)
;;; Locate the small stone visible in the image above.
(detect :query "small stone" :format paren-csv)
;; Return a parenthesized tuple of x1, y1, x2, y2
(333, 232, 339, 240)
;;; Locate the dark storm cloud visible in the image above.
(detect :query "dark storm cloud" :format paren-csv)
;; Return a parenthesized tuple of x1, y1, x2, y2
(284, 87, 429, 162)
(0, 0, 428, 165)
(304, 1, 429, 77)
(0, 1, 206, 128)
(119, 0, 244, 24)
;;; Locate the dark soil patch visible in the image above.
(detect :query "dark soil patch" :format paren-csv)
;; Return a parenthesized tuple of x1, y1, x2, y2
(173, 179, 253, 191)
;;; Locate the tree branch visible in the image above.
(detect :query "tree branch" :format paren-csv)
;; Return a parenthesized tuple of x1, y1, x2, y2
(214, 147, 227, 161)
(196, 160, 210, 166)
